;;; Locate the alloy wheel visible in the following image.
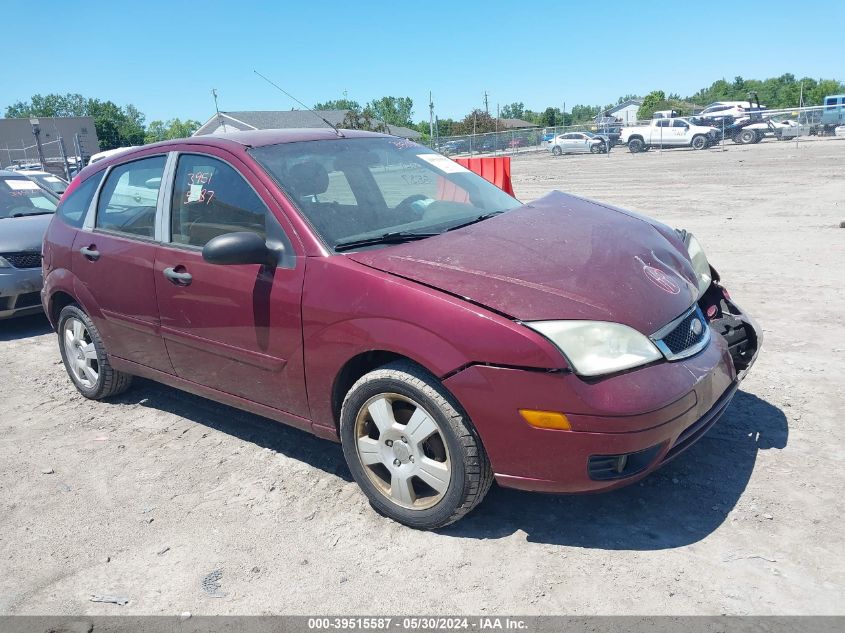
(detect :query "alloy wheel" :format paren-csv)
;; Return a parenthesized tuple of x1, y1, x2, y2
(354, 393, 451, 510)
(63, 317, 99, 389)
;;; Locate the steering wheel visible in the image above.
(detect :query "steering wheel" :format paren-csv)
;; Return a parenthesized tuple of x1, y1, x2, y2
(394, 194, 430, 216)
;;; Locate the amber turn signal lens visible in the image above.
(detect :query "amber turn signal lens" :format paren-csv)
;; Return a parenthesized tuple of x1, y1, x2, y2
(519, 409, 571, 430)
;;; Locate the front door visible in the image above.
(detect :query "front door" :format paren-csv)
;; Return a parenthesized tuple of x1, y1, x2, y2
(153, 150, 309, 419)
(71, 154, 173, 373)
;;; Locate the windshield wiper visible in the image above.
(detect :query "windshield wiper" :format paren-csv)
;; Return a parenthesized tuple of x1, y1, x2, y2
(334, 231, 440, 252)
(10, 211, 54, 218)
(445, 211, 504, 232)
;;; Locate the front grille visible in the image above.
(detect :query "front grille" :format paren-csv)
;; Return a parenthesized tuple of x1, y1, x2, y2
(652, 306, 710, 360)
(663, 310, 706, 354)
(2, 251, 41, 269)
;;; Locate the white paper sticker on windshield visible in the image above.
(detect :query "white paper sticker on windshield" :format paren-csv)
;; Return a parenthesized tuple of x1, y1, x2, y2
(6, 179, 40, 190)
(417, 153, 470, 174)
(45, 176, 62, 183)
(187, 184, 203, 202)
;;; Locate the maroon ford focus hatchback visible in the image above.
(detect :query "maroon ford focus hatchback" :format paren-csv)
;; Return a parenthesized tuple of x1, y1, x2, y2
(42, 129, 760, 528)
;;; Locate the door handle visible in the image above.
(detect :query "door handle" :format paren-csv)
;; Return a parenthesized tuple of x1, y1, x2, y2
(163, 267, 193, 286)
(79, 246, 100, 261)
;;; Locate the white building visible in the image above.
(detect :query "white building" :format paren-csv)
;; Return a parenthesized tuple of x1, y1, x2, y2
(606, 99, 643, 125)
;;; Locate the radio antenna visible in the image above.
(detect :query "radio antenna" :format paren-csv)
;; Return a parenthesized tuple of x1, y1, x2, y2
(253, 70, 344, 137)
(211, 88, 227, 132)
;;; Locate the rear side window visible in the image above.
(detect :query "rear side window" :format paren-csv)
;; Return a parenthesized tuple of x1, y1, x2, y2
(170, 154, 268, 248)
(96, 156, 166, 239)
(657, 120, 670, 127)
(57, 171, 104, 228)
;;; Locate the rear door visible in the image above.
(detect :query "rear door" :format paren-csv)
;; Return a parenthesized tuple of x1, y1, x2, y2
(153, 148, 310, 420)
(71, 154, 173, 373)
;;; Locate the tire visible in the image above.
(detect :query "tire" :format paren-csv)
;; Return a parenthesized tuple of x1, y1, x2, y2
(628, 137, 645, 153)
(737, 129, 756, 144)
(57, 304, 133, 400)
(551, 145, 562, 156)
(339, 360, 493, 529)
(590, 143, 602, 154)
(691, 135, 708, 150)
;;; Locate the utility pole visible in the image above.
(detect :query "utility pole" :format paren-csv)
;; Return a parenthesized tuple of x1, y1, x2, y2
(483, 91, 489, 115)
(429, 92, 435, 148)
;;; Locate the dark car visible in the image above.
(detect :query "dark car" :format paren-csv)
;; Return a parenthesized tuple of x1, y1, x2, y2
(42, 129, 760, 529)
(0, 169, 59, 319)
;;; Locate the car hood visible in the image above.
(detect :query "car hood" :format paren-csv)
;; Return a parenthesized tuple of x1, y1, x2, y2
(0, 213, 54, 253)
(347, 191, 699, 334)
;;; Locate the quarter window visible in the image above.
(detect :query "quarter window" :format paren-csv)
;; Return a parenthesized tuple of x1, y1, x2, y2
(58, 171, 104, 227)
(170, 154, 268, 248)
(96, 156, 166, 239)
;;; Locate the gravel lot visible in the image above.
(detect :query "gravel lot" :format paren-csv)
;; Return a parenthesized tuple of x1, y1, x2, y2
(1, 138, 843, 616)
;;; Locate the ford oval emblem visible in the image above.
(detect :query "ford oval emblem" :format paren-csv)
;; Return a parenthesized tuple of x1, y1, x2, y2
(643, 265, 681, 295)
(690, 318, 703, 336)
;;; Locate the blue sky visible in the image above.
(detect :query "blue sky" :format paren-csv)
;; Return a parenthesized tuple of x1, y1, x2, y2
(2, 1, 843, 125)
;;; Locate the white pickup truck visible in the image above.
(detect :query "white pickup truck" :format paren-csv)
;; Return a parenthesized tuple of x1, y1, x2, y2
(620, 118, 719, 152)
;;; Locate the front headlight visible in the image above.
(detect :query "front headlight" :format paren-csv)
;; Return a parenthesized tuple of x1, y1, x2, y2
(524, 320, 662, 377)
(683, 233, 712, 296)
(0, 256, 11, 269)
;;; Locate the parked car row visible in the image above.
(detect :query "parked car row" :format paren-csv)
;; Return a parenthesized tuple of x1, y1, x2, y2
(0, 169, 59, 319)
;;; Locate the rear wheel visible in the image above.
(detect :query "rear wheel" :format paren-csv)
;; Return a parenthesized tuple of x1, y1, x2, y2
(58, 304, 133, 399)
(628, 137, 645, 153)
(691, 135, 708, 150)
(737, 129, 756, 144)
(340, 361, 493, 529)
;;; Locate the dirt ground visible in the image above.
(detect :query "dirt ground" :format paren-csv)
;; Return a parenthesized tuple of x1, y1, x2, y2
(1, 138, 843, 616)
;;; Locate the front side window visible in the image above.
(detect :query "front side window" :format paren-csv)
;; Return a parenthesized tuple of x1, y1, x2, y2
(672, 120, 688, 128)
(96, 156, 166, 238)
(0, 177, 57, 219)
(249, 137, 521, 250)
(170, 154, 268, 247)
(57, 171, 104, 227)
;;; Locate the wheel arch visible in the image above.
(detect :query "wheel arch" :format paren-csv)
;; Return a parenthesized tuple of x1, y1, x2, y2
(331, 350, 415, 430)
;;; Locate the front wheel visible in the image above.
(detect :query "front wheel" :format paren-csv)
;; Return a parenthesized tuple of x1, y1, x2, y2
(551, 145, 562, 156)
(691, 135, 708, 150)
(340, 361, 493, 529)
(58, 304, 133, 399)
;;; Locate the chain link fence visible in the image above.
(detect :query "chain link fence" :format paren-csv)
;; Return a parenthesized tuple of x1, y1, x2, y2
(426, 104, 844, 157)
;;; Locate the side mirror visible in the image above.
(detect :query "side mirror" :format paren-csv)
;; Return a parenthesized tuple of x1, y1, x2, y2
(202, 231, 278, 266)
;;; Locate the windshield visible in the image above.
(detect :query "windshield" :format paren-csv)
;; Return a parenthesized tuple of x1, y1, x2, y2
(32, 174, 66, 194)
(0, 178, 57, 218)
(249, 137, 521, 250)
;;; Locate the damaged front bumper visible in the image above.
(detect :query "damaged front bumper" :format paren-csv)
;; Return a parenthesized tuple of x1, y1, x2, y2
(699, 279, 762, 382)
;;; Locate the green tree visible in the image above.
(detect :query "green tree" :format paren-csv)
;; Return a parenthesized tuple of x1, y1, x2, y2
(340, 107, 387, 132)
(452, 109, 503, 135)
(4, 93, 147, 150)
(500, 102, 525, 119)
(313, 98, 361, 111)
(637, 90, 667, 120)
(144, 118, 202, 144)
(366, 96, 414, 128)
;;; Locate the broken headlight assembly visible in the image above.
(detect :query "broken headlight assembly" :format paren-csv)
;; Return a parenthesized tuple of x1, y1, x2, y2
(677, 229, 712, 297)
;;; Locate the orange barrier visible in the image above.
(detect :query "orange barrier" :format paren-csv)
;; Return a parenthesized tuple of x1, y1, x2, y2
(454, 157, 515, 196)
